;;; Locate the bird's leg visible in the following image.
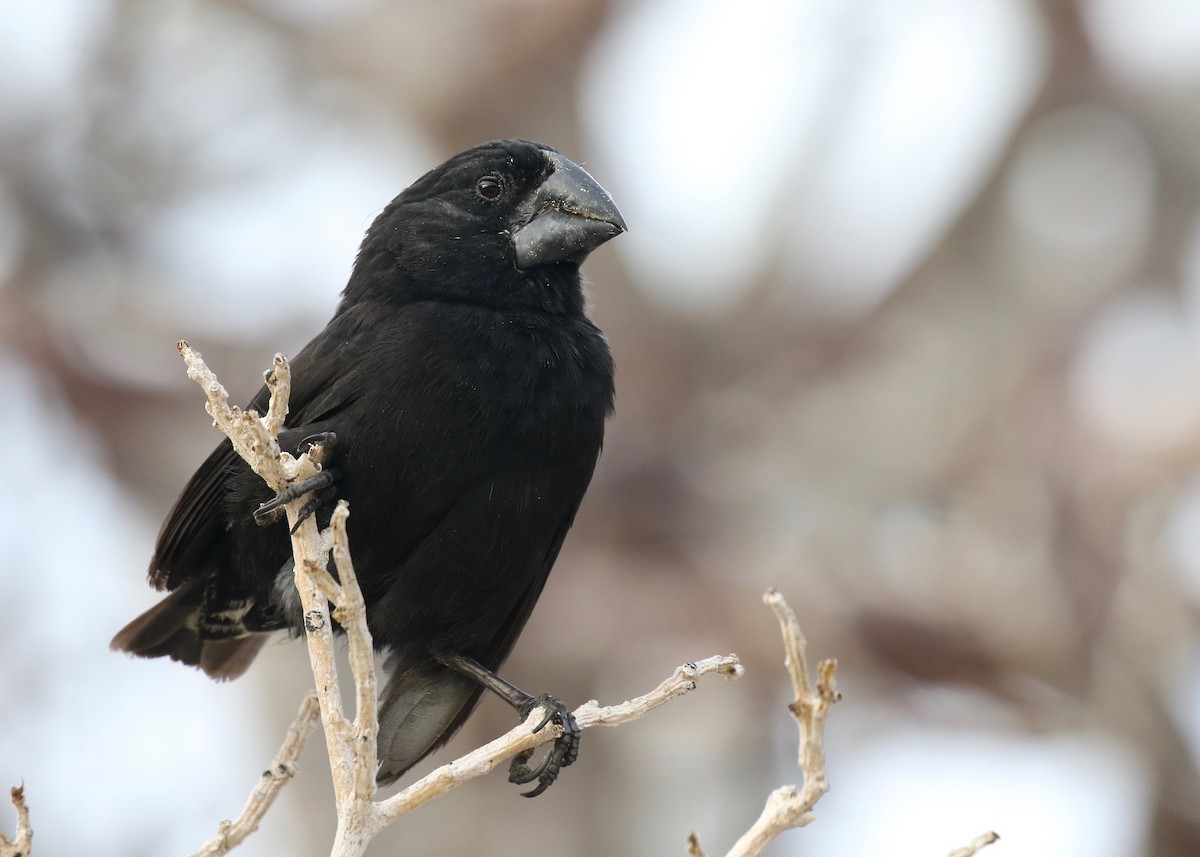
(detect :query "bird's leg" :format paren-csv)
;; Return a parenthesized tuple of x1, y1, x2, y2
(253, 433, 340, 528)
(252, 470, 338, 527)
(439, 653, 580, 797)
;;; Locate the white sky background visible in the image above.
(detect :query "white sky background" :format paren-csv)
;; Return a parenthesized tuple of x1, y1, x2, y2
(3, 0, 1200, 854)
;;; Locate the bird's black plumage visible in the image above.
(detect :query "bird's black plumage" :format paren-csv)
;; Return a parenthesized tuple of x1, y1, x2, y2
(112, 140, 623, 793)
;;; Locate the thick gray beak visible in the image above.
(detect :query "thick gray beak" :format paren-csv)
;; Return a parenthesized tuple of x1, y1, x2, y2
(512, 151, 626, 270)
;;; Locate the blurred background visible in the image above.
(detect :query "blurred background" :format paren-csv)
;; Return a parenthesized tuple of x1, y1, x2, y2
(2, 0, 1199, 855)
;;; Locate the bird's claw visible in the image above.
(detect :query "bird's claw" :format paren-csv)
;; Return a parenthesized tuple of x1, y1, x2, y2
(253, 502, 287, 528)
(298, 432, 337, 461)
(508, 694, 579, 797)
(286, 482, 340, 534)
(253, 469, 339, 529)
(252, 433, 340, 528)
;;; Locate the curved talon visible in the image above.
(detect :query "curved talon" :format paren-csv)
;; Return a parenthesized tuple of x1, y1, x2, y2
(253, 497, 289, 526)
(299, 431, 337, 459)
(517, 743, 568, 798)
(531, 708, 556, 733)
(253, 503, 287, 527)
(508, 695, 580, 797)
(288, 481, 340, 534)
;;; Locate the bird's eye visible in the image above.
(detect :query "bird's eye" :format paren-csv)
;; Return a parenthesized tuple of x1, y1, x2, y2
(476, 176, 503, 200)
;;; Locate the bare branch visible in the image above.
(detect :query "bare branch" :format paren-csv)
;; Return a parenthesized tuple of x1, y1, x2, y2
(178, 341, 289, 490)
(568, 656, 743, 734)
(179, 343, 356, 809)
(690, 589, 840, 857)
(0, 784, 32, 857)
(374, 654, 743, 829)
(187, 694, 322, 857)
(262, 354, 290, 438)
(329, 503, 379, 806)
(948, 831, 1000, 857)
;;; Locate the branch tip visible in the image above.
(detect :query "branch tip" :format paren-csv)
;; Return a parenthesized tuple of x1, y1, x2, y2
(948, 831, 1001, 857)
(816, 659, 840, 701)
(0, 781, 33, 855)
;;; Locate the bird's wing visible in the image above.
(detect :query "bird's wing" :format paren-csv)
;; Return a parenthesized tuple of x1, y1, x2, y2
(150, 303, 383, 591)
(149, 440, 238, 590)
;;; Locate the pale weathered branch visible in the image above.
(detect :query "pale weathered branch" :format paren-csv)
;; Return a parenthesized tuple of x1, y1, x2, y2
(180, 345, 744, 857)
(689, 588, 841, 857)
(0, 784, 32, 857)
(948, 831, 1000, 857)
(261, 354, 290, 438)
(178, 342, 356, 812)
(187, 694, 322, 857)
(329, 504, 379, 816)
(373, 655, 743, 829)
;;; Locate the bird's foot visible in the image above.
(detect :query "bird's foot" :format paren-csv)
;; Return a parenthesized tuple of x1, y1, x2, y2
(435, 654, 579, 797)
(252, 470, 338, 528)
(253, 468, 339, 529)
(508, 694, 580, 798)
(287, 481, 340, 534)
(253, 433, 340, 528)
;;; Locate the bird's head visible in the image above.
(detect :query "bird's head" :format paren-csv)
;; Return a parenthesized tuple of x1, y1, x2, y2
(342, 140, 625, 315)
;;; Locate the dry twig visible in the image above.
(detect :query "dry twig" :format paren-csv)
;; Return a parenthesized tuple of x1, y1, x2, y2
(948, 831, 1001, 857)
(689, 588, 841, 857)
(374, 655, 742, 828)
(0, 785, 32, 857)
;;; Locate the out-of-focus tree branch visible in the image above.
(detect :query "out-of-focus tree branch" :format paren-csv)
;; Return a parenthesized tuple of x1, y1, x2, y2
(687, 590, 1000, 857)
(688, 588, 841, 857)
(948, 831, 1000, 857)
(187, 695, 322, 857)
(0, 785, 32, 857)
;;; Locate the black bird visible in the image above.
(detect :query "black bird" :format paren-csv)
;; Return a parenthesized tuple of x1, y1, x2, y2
(112, 139, 623, 796)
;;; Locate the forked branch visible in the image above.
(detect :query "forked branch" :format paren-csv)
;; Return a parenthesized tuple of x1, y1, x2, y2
(688, 589, 841, 857)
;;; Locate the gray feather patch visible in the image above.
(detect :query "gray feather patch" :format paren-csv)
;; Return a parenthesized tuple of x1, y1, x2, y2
(376, 669, 478, 785)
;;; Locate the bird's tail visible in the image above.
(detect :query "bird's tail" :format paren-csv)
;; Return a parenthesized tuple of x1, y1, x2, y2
(375, 662, 484, 785)
(110, 576, 268, 680)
